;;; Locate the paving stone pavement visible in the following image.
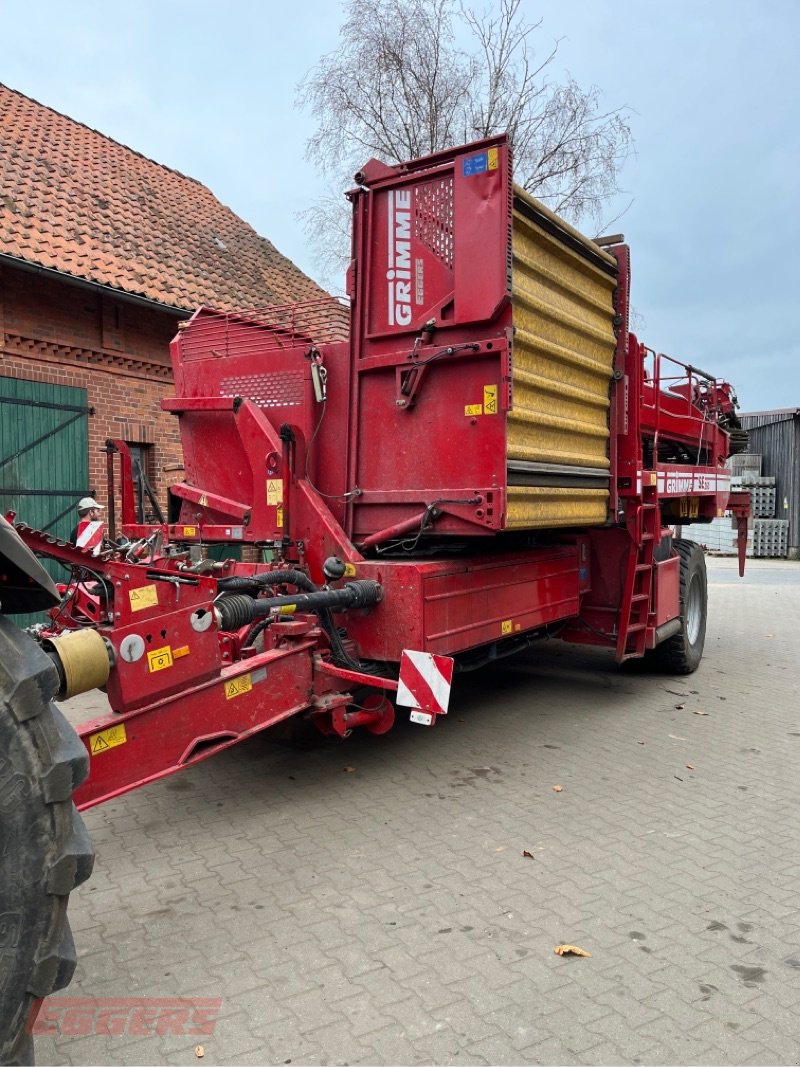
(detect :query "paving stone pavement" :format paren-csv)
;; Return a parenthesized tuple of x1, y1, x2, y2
(39, 556, 800, 1066)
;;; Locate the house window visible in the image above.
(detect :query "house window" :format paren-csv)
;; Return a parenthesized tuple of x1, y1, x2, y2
(127, 443, 161, 523)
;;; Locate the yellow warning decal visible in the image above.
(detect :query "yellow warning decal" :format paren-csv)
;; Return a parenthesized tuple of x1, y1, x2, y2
(266, 479, 283, 506)
(173, 645, 191, 659)
(501, 619, 513, 635)
(483, 384, 498, 414)
(487, 147, 499, 171)
(678, 496, 700, 519)
(183, 526, 197, 537)
(225, 674, 253, 700)
(148, 646, 173, 673)
(276, 506, 284, 527)
(89, 723, 127, 755)
(129, 585, 158, 612)
(343, 563, 357, 578)
(465, 404, 483, 417)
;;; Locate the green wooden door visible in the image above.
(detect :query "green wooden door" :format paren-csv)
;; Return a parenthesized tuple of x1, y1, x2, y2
(0, 377, 91, 622)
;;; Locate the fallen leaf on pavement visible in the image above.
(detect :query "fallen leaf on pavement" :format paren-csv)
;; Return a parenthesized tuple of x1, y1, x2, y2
(522, 850, 535, 859)
(343, 766, 356, 773)
(554, 944, 591, 957)
(553, 784, 563, 792)
(686, 764, 694, 770)
(675, 703, 686, 710)
(195, 1048, 205, 1059)
(638, 740, 645, 745)
(693, 710, 709, 716)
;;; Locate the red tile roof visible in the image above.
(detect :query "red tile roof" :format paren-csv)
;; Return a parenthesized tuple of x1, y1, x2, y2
(0, 84, 326, 312)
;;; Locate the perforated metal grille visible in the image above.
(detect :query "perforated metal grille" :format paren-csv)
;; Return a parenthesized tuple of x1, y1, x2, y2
(414, 176, 454, 268)
(219, 371, 303, 408)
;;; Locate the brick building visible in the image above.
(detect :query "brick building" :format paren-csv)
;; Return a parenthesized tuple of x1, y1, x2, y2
(0, 84, 325, 542)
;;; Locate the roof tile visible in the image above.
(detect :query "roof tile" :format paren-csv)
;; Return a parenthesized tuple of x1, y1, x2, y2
(0, 84, 326, 311)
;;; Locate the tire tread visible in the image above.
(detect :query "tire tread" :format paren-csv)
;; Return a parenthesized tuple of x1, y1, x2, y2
(0, 617, 94, 1066)
(652, 539, 707, 675)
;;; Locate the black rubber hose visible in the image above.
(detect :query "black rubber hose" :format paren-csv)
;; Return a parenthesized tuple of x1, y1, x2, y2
(261, 569, 318, 591)
(243, 617, 271, 648)
(216, 569, 318, 594)
(317, 608, 363, 672)
(215, 576, 264, 593)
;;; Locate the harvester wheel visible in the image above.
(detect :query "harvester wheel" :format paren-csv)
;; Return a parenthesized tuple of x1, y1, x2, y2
(0, 616, 94, 1066)
(652, 539, 707, 674)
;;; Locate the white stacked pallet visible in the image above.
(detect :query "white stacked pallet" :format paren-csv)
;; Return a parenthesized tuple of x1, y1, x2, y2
(732, 475, 776, 518)
(752, 519, 789, 558)
(677, 516, 753, 556)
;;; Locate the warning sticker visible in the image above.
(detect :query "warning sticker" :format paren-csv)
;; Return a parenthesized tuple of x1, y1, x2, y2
(173, 645, 191, 659)
(276, 506, 284, 527)
(89, 723, 127, 755)
(225, 674, 252, 700)
(343, 563, 357, 578)
(267, 479, 283, 506)
(147, 646, 173, 673)
(465, 403, 483, 417)
(678, 496, 700, 519)
(483, 384, 498, 414)
(501, 619, 513, 635)
(129, 585, 158, 612)
(183, 526, 197, 537)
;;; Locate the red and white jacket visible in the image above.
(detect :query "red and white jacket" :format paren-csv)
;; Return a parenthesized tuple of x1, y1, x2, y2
(76, 519, 104, 555)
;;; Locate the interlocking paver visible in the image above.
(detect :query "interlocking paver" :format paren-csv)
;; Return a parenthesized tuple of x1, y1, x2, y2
(38, 557, 800, 1064)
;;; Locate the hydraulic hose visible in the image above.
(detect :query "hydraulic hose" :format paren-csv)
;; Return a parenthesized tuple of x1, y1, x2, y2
(216, 569, 318, 595)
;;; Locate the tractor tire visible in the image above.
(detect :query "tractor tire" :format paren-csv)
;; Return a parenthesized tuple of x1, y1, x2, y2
(652, 539, 707, 674)
(0, 616, 94, 1066)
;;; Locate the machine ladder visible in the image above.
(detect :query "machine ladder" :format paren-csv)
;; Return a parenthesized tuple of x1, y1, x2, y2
(616, 482, 659, 661)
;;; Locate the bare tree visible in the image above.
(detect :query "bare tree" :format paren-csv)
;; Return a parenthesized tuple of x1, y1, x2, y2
(299, 0, 632, 285)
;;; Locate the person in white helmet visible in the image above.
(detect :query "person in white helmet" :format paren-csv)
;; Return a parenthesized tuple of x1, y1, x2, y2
(71, 497, 105, 554)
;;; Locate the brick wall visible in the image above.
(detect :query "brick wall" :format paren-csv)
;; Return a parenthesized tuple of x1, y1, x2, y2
(0, 264, 187, 528)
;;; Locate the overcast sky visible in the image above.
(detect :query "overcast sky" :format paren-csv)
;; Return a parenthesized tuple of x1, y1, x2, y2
(3, 0, 797, 413)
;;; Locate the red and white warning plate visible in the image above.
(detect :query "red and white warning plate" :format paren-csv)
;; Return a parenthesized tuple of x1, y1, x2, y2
(396, 650, 455, 726)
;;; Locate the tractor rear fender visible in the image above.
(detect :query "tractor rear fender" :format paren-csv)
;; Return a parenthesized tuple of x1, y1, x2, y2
(0, 514, 59, 614)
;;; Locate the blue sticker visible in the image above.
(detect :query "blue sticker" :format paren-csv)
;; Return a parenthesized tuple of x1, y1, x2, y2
(463, 151, 488, 177)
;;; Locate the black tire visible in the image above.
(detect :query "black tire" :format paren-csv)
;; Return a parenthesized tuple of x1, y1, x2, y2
(652, 539, 707, 674)
(0, 616, 94, 1066)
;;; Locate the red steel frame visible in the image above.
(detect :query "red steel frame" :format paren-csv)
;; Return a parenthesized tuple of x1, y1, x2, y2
(11, 136, 748, 810)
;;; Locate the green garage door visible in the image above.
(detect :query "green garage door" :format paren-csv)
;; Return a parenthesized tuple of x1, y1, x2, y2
(0, 377, 91, 619)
